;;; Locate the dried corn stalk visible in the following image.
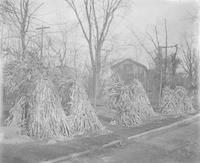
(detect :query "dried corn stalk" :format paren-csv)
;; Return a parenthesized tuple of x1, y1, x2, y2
(161, 86, 195, 115)
(6, 78, 72, 139)
(5, 96, 31, 131)
(6, 77, 105, 138)
(51, 66, 105, 135)
(5, 56, 105, 139)
(105, 78, 155, 127)
(60, 80, 105, 135)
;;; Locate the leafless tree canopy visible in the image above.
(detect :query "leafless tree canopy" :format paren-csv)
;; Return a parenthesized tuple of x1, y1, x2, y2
(181, 34, 198, 88)
(65, 0, 123, 107)
(0, 0, 43, 59)
(131, 21, 182, 106)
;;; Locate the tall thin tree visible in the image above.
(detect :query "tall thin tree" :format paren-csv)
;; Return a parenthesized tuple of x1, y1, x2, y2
(65, 0, 122, 107)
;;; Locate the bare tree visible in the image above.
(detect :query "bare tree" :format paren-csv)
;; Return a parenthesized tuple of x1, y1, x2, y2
(83, 45, 113, 99)
(131, 21, 180, 106)
(131, 25, 163, 67)
(181, 35, 198, 89)
(0, 0, 43, 60)
(131, 26, 163, 106)
(65, 0, 123, 107)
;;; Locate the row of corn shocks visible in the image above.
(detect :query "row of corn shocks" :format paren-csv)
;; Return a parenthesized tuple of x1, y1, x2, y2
(6, 78, 105, 139)
(105, 78, 195, 127)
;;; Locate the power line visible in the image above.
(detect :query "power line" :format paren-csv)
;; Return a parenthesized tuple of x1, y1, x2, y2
(32, 17, 69, 27)
(32, 17, 80, 27)
(32, 17, 51, 26)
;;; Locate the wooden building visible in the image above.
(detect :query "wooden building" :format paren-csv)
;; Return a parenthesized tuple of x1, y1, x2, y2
(111, 58, 148, 88)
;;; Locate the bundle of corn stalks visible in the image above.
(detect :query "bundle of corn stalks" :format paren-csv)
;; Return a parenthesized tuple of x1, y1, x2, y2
(105, 78, 155, 127)
(161, 86, 195, 115)
(4, 55, 105, 138)
(6, 78, 72, 139)
(52, 66, 105, 133)
(5, 96, 31, 132)
(67, 80, 105, 135)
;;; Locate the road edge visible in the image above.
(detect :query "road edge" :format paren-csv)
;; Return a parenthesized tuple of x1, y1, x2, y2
(41, 113, 200, 163)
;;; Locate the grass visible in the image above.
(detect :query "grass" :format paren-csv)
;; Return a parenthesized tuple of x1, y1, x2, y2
(1, 110, 191, 163)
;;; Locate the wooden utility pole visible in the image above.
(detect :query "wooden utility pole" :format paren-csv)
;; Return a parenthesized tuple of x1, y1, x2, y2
(164, 19, 168, 86)
(158, 46, 163, 108)
(158, 44, 178, 108)
(36, 25, 50, 58)
(0, 22, 4, 53)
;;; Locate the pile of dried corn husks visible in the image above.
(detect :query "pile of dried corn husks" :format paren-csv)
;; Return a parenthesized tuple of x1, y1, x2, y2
(161, 86, 195, 115)
(4, 56, 105, 139)
(105, 78, 155, 127)
(6, 77, 105, 139)
(6, 78, 72, 139)
(67, 80, 105, 135)
(52, 68, 105, 136)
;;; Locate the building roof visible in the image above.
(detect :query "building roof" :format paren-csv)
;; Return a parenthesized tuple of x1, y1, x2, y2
(111, 58, 148, 71)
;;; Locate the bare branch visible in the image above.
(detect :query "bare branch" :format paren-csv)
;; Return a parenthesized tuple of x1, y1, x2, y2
(181, 34, 197, 86)
(131, 29, 155, 62)
(65, 0, 89, 42)
(91, 0, 99, 40)
(145, 31, 158, 50)
(154, 25, 159, 47)
(65, 0, 123, 107)
(1, 0, 42, 59)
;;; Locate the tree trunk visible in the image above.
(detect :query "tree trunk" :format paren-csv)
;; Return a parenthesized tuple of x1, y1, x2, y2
(189, 73, 193, 89)
(92, 48, 102, 109)
(20, 29, 26, 60)
(96, 48, 101, 98)
(92, 66, 101, 108)
(92, 66, 97, 109)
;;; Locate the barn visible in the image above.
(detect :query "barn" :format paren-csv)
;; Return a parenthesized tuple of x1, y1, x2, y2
(111, 58, 148, 89)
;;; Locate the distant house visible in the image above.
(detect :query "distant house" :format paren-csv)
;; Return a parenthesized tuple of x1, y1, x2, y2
(111, 58, 148, 88)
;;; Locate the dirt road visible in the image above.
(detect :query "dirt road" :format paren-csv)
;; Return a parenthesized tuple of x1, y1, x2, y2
(70, 116, 200, 163)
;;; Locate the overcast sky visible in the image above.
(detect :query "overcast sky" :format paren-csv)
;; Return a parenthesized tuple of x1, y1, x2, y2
(31, 0, 199, 68)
